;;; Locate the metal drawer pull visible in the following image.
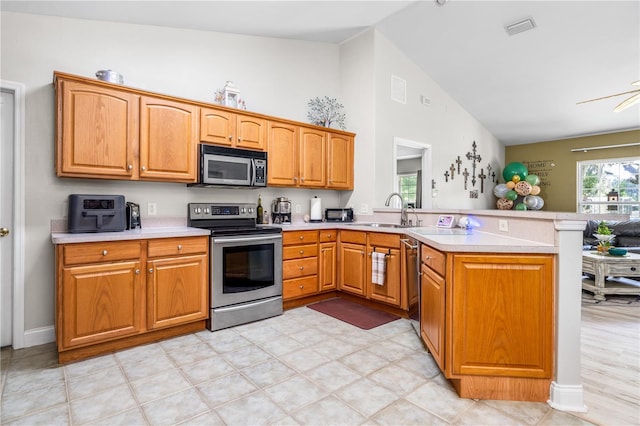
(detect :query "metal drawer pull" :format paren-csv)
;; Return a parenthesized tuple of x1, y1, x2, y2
(148, 268, 153, 273)
(135, 269, 140, 274)
(102, 250, 108, 256)
(299, 285, 304, 289)
(299, 236, 304, 240)
(632, 267, 637, 271)
(299, 266, 304, 270)
(299, 250, 304, 254)
(177, 244, 182, 250)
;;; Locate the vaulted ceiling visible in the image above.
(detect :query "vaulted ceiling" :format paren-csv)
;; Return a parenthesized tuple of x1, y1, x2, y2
(3, 0, 639, 145)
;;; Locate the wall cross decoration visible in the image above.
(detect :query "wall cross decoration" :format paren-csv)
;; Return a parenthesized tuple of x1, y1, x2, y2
(444, 170, 450, 182)
(466, 141, 482, 187)
(449, 164, 456, 180)
(486, 164, 493, 182)
(455, 156, 462, 174)
(478, 168, 487, 193)
(462, 168, 469, 190)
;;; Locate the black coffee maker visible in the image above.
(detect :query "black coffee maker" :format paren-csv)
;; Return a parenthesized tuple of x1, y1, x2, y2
(126, 202, 142, 229)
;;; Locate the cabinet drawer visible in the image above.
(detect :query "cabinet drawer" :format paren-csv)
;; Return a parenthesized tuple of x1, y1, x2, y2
(422, 245, 446, 276)
(340, 230, 366, 245)
(283, 257, 318, 279)
(368, 232, 400, 248)
(63, 240, 142, 265)
(606, 262, 640, 276)
(283, 244, 318, 260)
(148, 237, 208, 257)
(283, 230, 318, 246)
(283, 276, 318, 299)
(318, 230, 338, 243)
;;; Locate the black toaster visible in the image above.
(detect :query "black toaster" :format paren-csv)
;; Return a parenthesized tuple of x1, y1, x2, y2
(68, 194, 126, 233)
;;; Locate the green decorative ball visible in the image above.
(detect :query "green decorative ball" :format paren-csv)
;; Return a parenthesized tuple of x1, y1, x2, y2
(502, 162, 528, 182)
(515, 203, 527, 211)
(524, 174, 540, 186)
(505, 190, 518, 201)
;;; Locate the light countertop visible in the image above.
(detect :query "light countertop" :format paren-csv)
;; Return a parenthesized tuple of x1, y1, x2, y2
(51, 226, 211, 245)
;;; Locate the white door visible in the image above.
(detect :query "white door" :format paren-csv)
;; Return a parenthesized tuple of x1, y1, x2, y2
(0, 88, 14, 346)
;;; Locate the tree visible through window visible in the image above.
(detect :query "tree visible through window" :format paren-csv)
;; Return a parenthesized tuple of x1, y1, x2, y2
(398, 174, 417, 208)
(578, 157, 639, 218)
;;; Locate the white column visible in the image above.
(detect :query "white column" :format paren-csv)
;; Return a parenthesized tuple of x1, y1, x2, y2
(548, 220, 588, 412)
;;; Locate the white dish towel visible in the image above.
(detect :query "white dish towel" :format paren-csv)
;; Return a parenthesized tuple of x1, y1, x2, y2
(371, 251, 386, 285)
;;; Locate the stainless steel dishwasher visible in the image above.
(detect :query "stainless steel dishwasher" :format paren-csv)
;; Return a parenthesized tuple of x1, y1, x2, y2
(401, 236, 420, 336)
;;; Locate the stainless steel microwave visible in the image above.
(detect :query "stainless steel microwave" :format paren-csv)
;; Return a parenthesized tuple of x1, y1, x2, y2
(194, 144, 267, 187)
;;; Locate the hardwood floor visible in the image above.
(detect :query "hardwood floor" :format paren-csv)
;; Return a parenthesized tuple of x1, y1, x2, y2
(577, 297, 640, 425)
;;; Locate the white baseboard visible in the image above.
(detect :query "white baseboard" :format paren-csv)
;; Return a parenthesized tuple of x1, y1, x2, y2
(22, 326, 55, 348)
(548, 382, 588, 412)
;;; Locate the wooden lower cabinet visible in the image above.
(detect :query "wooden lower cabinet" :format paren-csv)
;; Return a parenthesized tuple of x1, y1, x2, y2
(367, 233, 401, 307)
(419, 248, 555, 402)
(55, 236, 209, 363)
(282, 230, 319, 301)
(338, 242, 367, 296)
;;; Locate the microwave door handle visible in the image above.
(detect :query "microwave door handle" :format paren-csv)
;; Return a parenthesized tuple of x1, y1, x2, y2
(250, 159, 256, 186)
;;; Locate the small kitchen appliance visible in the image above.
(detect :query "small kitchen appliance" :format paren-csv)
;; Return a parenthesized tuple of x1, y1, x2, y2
(126, 202, 142, 230)
(68, 194, 126, 233)
(324, 208, 354, 222)
(271, 197, 292, 224)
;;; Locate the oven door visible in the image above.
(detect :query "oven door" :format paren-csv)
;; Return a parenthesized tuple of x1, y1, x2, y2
(202, 153, 253, 186)
(211, 233, 283, 308)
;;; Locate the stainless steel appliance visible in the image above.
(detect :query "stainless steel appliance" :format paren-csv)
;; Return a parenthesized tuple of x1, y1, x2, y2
(271, 197, 291, 224)
(188, 202, 283, 331)
(192, 144, 267, 188)
(325, 208, 354, 222)
(67, 194, 126, 233)
(126, 202, 141, 230)
(401, 236, 420, 336)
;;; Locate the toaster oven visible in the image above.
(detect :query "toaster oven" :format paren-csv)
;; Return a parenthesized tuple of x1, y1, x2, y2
(68, 194, 126, 233)
(324, 208, 354, 222)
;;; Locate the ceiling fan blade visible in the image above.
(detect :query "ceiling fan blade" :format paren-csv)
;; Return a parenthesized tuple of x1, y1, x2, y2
(577, 89, 640, 105)
(614, 92, 640, 112)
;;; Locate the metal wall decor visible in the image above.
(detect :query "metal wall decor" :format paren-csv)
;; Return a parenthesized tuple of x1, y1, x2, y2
(441, 140, 494, 198)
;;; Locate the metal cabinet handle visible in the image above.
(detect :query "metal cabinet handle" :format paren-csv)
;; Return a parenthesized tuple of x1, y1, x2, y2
(127, 164, 133, 170)
(299, 285, 304, 289)
(299, 250, 304, 254)
(299, 236, 304, 240)
(228, 135, 233, 141)
(141, 166, 146, 171)
(299, 266, 304, 270)
(301, 177, 305, 182)
(102, 250, 108, 256)
(177, 244, 182, 250)
(135, 269, 140, 275)
(238, 137, 243, 142)
(148, 268, 154, 273)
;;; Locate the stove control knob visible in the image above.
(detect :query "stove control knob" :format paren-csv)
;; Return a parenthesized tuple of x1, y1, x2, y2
(240, 208, 246, 214)
(204, 208, 210, 214)
(194, 207, 202, 214)
(248, 208, 254, 213)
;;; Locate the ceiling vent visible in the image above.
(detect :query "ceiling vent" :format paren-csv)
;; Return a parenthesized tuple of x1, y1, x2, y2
(504, 17, 536, 36)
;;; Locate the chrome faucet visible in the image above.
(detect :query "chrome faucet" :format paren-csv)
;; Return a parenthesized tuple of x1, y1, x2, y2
(385, 192, 408, 226)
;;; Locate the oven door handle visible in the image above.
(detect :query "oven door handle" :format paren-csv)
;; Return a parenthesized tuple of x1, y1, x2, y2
(213, 234, 282, 244)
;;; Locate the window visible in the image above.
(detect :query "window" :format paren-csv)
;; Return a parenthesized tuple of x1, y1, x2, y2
(577, 157, 639, 218)
(398, 173, 417, 208)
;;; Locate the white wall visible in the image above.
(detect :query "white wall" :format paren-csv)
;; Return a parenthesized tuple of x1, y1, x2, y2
(2, 12, 505, 337)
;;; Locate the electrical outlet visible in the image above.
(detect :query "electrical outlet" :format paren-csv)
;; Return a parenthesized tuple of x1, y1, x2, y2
(499, 219, 509, 232)
(147, 202, 157, 216)
(360, 203, 369, 214)
(295, 204, 301, 213)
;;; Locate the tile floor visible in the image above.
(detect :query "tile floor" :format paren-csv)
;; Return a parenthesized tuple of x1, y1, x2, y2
(0, 303, 633, 425)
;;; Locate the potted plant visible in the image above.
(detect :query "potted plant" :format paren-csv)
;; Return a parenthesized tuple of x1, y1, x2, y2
(594, 221, 615, 253)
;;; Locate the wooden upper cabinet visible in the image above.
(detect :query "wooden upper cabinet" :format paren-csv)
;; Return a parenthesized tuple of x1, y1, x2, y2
(200, 107, 266, 151)
(267, 121, 299, 186)
(56, 79, 139, 178)
(140, 96, 198, 182)
(299, 126, 326, 187)
(327, 133, 354, 190)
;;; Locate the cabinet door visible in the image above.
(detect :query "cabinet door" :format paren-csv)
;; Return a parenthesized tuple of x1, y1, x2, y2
(200, 107, 235, 147)
(327, 133, 353, 189)
(267, 121, 299, 186)
(338, 243, 366, 296)
(421, 264, 446, 371)
(60, 261, 143, 349)
(57, 80, 139, 178)
(147, 254, 208, 330)
(319, 242, 337, 291)
(451, 254, 554, 378)
(236, 114, 266, 151)
(139, 96, 198, 182)
(299, 127, 326, 187)
(368, 247, 401, 306)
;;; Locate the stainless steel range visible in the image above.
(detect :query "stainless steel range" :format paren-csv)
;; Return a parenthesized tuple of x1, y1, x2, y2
(188, 202, 283, 331)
